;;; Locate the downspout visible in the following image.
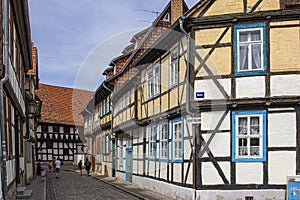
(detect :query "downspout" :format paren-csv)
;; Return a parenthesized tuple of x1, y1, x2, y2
(179, 16, 197, 199)
(179, 16, 194, 117)
(84, 106, 92, 158)
(0, 0, 9, 198)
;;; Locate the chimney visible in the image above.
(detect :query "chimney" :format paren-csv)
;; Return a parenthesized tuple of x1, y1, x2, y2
(171, 0, 184, 24)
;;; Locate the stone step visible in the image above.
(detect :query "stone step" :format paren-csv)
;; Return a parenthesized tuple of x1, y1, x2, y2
(17, 187, 26, 195)
(16, 189, 32, 199)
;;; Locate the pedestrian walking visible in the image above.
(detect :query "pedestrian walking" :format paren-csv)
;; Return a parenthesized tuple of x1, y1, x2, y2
(52, 157, 56, 173)
(85, 158, 91, 176)
(36, 159, 42, 176)
(41, 167, 46, 182)
(48, 160, 52, 173)
(55, 158, 61, 178)
(78, 160, 83, 176)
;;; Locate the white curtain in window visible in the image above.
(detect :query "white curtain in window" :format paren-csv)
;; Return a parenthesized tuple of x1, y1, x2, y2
(251, 30, 262, 69)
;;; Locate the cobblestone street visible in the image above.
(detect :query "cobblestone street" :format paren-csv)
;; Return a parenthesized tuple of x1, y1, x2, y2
(46, 168, 140, 200)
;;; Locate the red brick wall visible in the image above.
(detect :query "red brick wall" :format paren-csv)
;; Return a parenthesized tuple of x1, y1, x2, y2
(171, 0, 184, 23)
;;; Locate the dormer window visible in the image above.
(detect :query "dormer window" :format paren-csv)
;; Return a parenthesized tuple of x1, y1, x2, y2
(162, 12, 170, 22)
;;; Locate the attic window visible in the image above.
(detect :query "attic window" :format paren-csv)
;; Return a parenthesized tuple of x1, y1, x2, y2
(285, 0, 300, 7)
(162, 12, 170, 22)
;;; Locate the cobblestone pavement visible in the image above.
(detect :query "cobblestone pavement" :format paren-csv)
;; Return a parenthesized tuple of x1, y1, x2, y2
(47, 168, 140, 200)
(26, 165, 175, 200)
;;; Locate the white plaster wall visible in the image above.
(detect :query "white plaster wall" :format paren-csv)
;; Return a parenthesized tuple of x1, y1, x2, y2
(184, 162, 193, 185)
(148, 161, 156, 176)
(184, 139, 192, 160)
(269, 151, 296, 184)
(271, 75, 300, 96)
(194, 79, 231, 101)
(133, 160, 138, 173)
(132, 175, 194, 200)
(236, 76, 265, 98)
(201, 111, 230, 131)
(202, 162, 230, 185)
(201, 132, 231, 157)
(236, 163, 263, 184)
(268, 112, 296, 147)
(173, 164, 182, 183)
(116, 171, 125, 180)
(197, 189, 285, 200)
(159, 162, 168, 180)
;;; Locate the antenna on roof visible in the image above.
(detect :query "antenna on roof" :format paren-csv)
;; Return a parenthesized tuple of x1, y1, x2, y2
(137, 20, 152, 24)
(134, 9, 160, 17)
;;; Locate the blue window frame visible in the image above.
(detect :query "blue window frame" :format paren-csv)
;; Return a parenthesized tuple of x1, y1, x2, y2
(158, 120, 169, 162)
(234, 23, 267, 77)
(172, 118, 184, 162)
(232, 110, 266, 162)
(148, 124, 157, 160)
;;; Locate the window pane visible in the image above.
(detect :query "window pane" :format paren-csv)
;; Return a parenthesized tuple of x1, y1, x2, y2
(250, 30, 261, 41)
(239, 45, 248, 70)
(251, 44, 262, 69)
(250, 138, 259, 146)
(239, 32, 248, 42)
(250, 146, 260, 156)
(238, 117, 248, 135)
(238, 138, 248, 156)
(250, 117, 260, 135)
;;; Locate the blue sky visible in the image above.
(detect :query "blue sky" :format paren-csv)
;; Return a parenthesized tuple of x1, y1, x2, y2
(29, 0, 199, 91)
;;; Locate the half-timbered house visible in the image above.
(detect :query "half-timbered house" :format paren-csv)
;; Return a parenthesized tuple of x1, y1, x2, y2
(0, 0, 36, 198)
(111, 0, 300, 199)
(35, 84, 93, 164)
(112, 0, 189, 187)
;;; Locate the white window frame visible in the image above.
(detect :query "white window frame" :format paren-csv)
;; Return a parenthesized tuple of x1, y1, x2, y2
(102, 135, 110, 155)
(235, 114, 262, 158)
(146, 63, 160, 99)
(237, 27, 263, 72)
(119, 138, 124, 167)
(172, 118, 183, 162)
(169, 48, 179, 87)
(158, 121, 168, 161)
(232, 110, 266, 162)
(148, 124, 156, 160)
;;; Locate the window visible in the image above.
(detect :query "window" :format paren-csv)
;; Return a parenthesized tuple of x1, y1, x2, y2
(169, 48, 179, 87)
(148, 124, 156, 160)
(119, 138, 124, 167)
(234, 23, 266, 76)
(146, 63, 160, 99)
(172, 118, 183, 162)
(162, 12, 170, 22)
(232, 110, 266, 162)
(158, 121, 168, 161)
(102, 135, 110, 155)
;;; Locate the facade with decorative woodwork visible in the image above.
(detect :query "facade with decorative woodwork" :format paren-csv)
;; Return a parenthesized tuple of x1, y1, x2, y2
(35, 84, 93, 164)
(0, 0, 38, 199)
(82, 82, 113, 176)
(83, 0, 300, 199)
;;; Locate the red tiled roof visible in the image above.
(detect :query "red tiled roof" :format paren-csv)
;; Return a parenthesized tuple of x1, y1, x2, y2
(36, 83, 93, 126)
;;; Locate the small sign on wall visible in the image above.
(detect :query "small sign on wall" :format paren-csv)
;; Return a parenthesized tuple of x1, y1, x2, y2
(195, 92, 205, 99)
(287, 176, 300, 200)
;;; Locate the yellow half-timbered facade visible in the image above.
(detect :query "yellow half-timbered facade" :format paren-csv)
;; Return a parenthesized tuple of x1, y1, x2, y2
(84, 0, 300, 199)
